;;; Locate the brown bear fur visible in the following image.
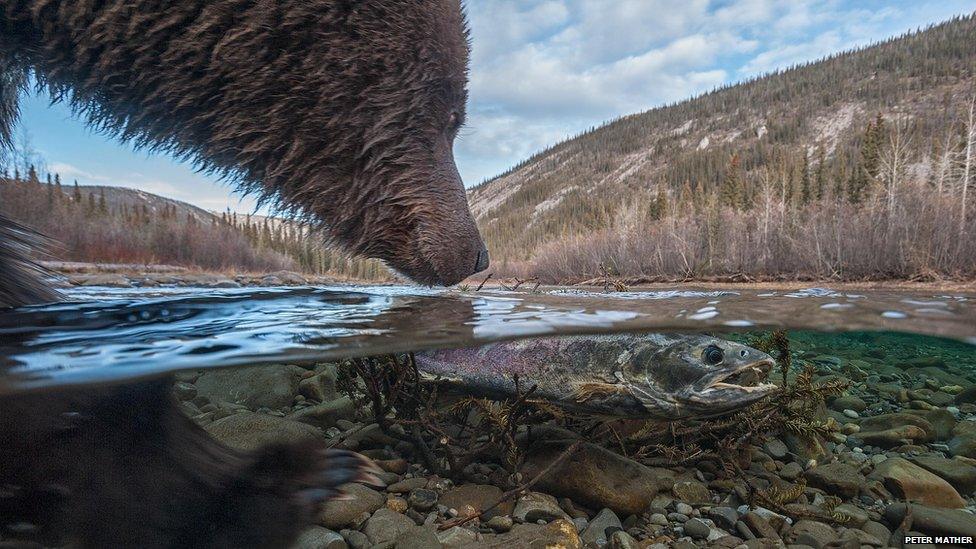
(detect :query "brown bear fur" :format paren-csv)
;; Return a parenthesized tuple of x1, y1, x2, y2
(0, 0, 483, 545)
(0, 0, 487, 302)
(0, 378, 379, 548)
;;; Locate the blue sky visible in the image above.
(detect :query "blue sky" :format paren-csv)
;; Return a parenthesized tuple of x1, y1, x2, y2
(11, 0, 976, 213)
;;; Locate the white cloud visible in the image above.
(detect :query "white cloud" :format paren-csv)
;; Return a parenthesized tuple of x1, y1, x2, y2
(457, 0, 973, 185)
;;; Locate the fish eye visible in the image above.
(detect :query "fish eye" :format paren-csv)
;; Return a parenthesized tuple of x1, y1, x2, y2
(702, 345, 724, 365)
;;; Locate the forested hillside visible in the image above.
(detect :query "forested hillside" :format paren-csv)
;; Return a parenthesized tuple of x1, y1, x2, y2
(0, 170, 390, 280)
(469, 14, 976, 283)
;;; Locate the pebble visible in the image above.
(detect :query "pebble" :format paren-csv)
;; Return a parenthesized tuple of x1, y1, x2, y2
(763, 439, 789, 459)
(649, 513, 669, 526)
(437, 526, 478, 547)
(386, 497, 408, 513)
(683, 518, 711, 539)
(842, 409, 859, 419)
(668, 512, 689, 523)
(406, 489, 438, 512)
(512, 492, 569, 523)
(706, 507, 740, 530)
(486, 516, 513, 533)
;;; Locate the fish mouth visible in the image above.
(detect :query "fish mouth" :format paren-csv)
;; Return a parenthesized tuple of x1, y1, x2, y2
(700, 358, 777, 398)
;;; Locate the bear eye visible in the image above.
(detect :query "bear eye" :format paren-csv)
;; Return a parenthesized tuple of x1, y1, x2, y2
(702, 345, 724, 365)
(448, 111, 462, 132)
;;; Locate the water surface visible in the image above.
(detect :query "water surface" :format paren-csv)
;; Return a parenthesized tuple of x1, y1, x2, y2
(1, 285, 974, 393)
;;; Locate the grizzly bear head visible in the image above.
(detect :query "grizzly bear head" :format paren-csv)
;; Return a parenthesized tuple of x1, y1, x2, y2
(2, 0, 488, 285)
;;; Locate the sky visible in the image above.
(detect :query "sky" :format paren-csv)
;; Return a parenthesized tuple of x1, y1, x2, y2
(12, 0, 976, 213)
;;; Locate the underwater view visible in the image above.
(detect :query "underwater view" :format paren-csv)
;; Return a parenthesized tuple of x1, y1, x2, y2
(2, 285, 975, 548)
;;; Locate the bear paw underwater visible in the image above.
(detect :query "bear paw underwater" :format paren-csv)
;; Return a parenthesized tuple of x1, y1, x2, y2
(0, 378, 379, 548)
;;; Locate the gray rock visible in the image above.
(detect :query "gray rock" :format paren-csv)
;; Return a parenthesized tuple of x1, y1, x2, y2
(838, 528, 883, 547)
(884, 503, 976, 538)
(782, 432, 827, 463)
(779, 462, 804, 481)
(339, 529, 369, 549)
(287, 397, 356, 429)
(173, 381, 198, 401)
(706, 507, 739, 530)
(269, 270, 309, 285)
(195, 364, 306, 410)
(858, 413, 934, 441)
(608, 529, 638, 548)
(205, 412, 322, 451)
(869, 457, 966, 508)
(75, 273, 132, 287)
(436, 526, 477, 548)
(486, 516, 513, 533)
(683, 518, 711, 540)
(387, 478, 428, 494)
(512, 491, 570, 523)
(803, 462, 864, 499)
(909, 455, 976, 495)
(520, 439, 672, 515)
(440, 484, 512, 520)
(832, 504, 868, 528)
(672, 481, 710, 504)
(764, 439, 789, 459)
(741, 512, 780, 540)
(319, 484, 386, 530)
(789, 520, 836, 548)
(363, 508, 416, 545)
(830, 395, 867, 413)
(407, 489, 438, 512)
(668, 512, 689, 523)
(860, 520, 891, 545)
(292, 526, 347, 549)
(393, 525, 440, 549)
(581, 508, 622, 546)
(648, 513, 669, 526)
(298, 366, 339, 402)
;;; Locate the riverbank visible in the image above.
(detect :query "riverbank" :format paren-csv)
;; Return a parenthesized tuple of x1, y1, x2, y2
(40, 261, 389, 289)
(169, 329, 976, 548)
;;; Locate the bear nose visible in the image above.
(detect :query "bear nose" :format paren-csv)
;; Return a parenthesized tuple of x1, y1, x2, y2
(474, 248, 490, 273)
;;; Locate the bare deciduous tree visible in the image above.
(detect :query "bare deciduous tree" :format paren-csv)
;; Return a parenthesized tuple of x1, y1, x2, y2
(960, 94, 975, 236)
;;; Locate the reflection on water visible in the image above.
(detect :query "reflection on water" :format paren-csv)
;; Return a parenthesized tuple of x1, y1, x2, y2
(0, 284, 974, 393)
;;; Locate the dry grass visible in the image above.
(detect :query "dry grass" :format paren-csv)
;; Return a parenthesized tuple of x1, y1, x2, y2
(524, 181, 976, 284)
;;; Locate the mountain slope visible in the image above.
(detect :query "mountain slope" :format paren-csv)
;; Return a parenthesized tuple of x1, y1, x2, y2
(468, 14, 976, 269)
(66, 185, 217, 223)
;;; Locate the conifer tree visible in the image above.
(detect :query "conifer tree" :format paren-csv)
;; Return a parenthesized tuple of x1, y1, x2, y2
(720, 154, 743, 209)
(800, 151, 812, 204)
(814, 145, 827, 201)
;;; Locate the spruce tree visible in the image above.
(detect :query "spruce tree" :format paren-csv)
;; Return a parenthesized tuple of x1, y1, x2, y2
(720, 154, 743, 209)
(799, 151, 812, 204)
(814, 145, 827, 201)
